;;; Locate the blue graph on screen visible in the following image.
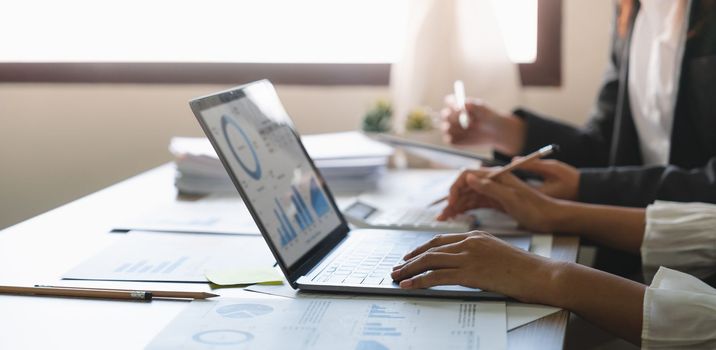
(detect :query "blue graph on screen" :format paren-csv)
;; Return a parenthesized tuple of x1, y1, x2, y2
(274, 199, 298, 247)
(310, 177, 330, 217)
(221, 115, 262, 180)
(291, 186, 314, 230)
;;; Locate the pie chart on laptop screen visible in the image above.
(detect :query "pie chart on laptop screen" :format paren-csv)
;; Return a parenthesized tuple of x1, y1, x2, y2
(221, 114, 262, 180)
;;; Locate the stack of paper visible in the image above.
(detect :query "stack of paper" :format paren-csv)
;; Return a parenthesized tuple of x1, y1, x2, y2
(170, 132, 394, 195)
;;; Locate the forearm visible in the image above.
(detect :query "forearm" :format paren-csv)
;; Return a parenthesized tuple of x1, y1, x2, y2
(539, 261, 646, 345)
(553, 201, 645, 254)
(578, 160, 716, 207)
(491, 114, 526, 156)
(511, 108, 612, 167)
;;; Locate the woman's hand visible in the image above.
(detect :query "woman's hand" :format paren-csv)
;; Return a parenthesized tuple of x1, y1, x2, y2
(391, 231, 560, 304)
(463, 171, 567, 233)
(441, 97, 526, 156)
(515, 158, 580, 200)
(437, 169, 505, 221)
(438, 167, 567, 233)
(392, 231, 647, 345)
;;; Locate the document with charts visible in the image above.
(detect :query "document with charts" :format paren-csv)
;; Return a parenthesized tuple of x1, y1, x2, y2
(146, 297, 506, 350)
(115, 194, 260, 235)
(62, 231, 275, 282)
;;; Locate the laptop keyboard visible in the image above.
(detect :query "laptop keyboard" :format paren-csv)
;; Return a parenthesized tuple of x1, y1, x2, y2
(312, 239, 414, 286)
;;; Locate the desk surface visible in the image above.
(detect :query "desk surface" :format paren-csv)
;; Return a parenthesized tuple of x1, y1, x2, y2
(0, 164, 579, 349)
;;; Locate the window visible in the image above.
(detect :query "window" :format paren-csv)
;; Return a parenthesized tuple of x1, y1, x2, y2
(493, 0, 538, 64)
(0, 0, 407, 84)
(1, 0, 408, 63)
(0, 0, 559, 85)
(518, 0, 562, 86)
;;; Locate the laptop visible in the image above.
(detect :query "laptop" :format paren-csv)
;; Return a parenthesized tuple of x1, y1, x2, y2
(189, 80, 530, 298)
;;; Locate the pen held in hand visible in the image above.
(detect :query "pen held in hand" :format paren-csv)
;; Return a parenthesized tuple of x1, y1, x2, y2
(486, 143, 559, 180)
(453, 80, 469, 129)
(427, 144, 560, 207)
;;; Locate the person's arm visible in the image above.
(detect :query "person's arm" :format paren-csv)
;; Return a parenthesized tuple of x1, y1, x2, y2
(440, 98, 527, 155)
(578, 158, 716, 207)
(444, 6, 625, 165)
(551, 200, 645, 254)
(390, 232, 646, 345)
(443, 170, 647, 254)
(641, 201, 716, 281)
(642, 267, 716, 349)
(547, 261, 646, 345)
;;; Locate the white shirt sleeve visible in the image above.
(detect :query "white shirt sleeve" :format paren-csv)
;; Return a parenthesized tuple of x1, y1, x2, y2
(642, 267, 716, 349)
(641, 201, 716, 282)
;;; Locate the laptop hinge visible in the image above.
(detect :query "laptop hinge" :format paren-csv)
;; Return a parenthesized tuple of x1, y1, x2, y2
(285, 224, 349, 287)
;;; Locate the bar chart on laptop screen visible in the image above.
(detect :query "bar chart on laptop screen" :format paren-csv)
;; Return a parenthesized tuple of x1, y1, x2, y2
(201, 92, 342, 266)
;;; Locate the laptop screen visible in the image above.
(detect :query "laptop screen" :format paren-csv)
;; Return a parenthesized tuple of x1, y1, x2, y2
(192, 81, 344, 267)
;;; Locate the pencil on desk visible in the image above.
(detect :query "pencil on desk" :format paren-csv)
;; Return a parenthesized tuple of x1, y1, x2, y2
(0, 285, 153, 301)
(34, 285, 219, 300)
(428, 144, 559, 207)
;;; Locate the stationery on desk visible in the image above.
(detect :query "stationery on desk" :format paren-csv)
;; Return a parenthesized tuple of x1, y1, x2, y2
(0, 285, 218, 301)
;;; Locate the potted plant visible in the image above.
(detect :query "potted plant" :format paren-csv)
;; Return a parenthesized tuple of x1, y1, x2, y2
(403, 106, 441, 144)
(361, 99, 392, 133)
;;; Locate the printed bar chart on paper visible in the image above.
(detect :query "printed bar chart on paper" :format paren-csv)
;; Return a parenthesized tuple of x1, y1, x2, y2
(113, 256, 189, 275)
(63, 231, 275, 282)
(147, 297, 507, 350)
(114, 194, 261, 236)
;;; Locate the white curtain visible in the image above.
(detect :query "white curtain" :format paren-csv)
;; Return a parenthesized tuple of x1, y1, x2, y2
(390, 0, 523, 135)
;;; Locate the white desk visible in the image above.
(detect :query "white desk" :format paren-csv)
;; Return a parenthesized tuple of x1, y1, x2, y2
(0, 164, 578, 349)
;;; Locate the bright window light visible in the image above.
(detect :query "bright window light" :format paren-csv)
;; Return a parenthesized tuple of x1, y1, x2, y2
(0, 0, 408, 63)
(492, 0, 538, 63)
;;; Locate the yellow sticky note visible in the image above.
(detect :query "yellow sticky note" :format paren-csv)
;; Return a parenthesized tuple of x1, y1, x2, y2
(205, 267, 284, 286)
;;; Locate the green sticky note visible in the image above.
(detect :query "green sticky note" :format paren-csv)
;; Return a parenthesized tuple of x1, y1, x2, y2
(205, 267, 284, 286)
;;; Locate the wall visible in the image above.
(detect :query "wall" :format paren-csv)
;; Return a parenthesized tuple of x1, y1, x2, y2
(522, 1, 613, 122)
(0, 1, 613, 229)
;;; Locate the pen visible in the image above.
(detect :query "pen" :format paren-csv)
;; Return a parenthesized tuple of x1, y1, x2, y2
(454, 80, 469, 129)
(0, 285, 152, 301)
(427, 144, 560, 207)
(34, 285, 219, 300)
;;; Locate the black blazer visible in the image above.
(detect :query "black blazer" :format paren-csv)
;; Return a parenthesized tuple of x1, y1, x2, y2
(512, 1, 716, 207)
